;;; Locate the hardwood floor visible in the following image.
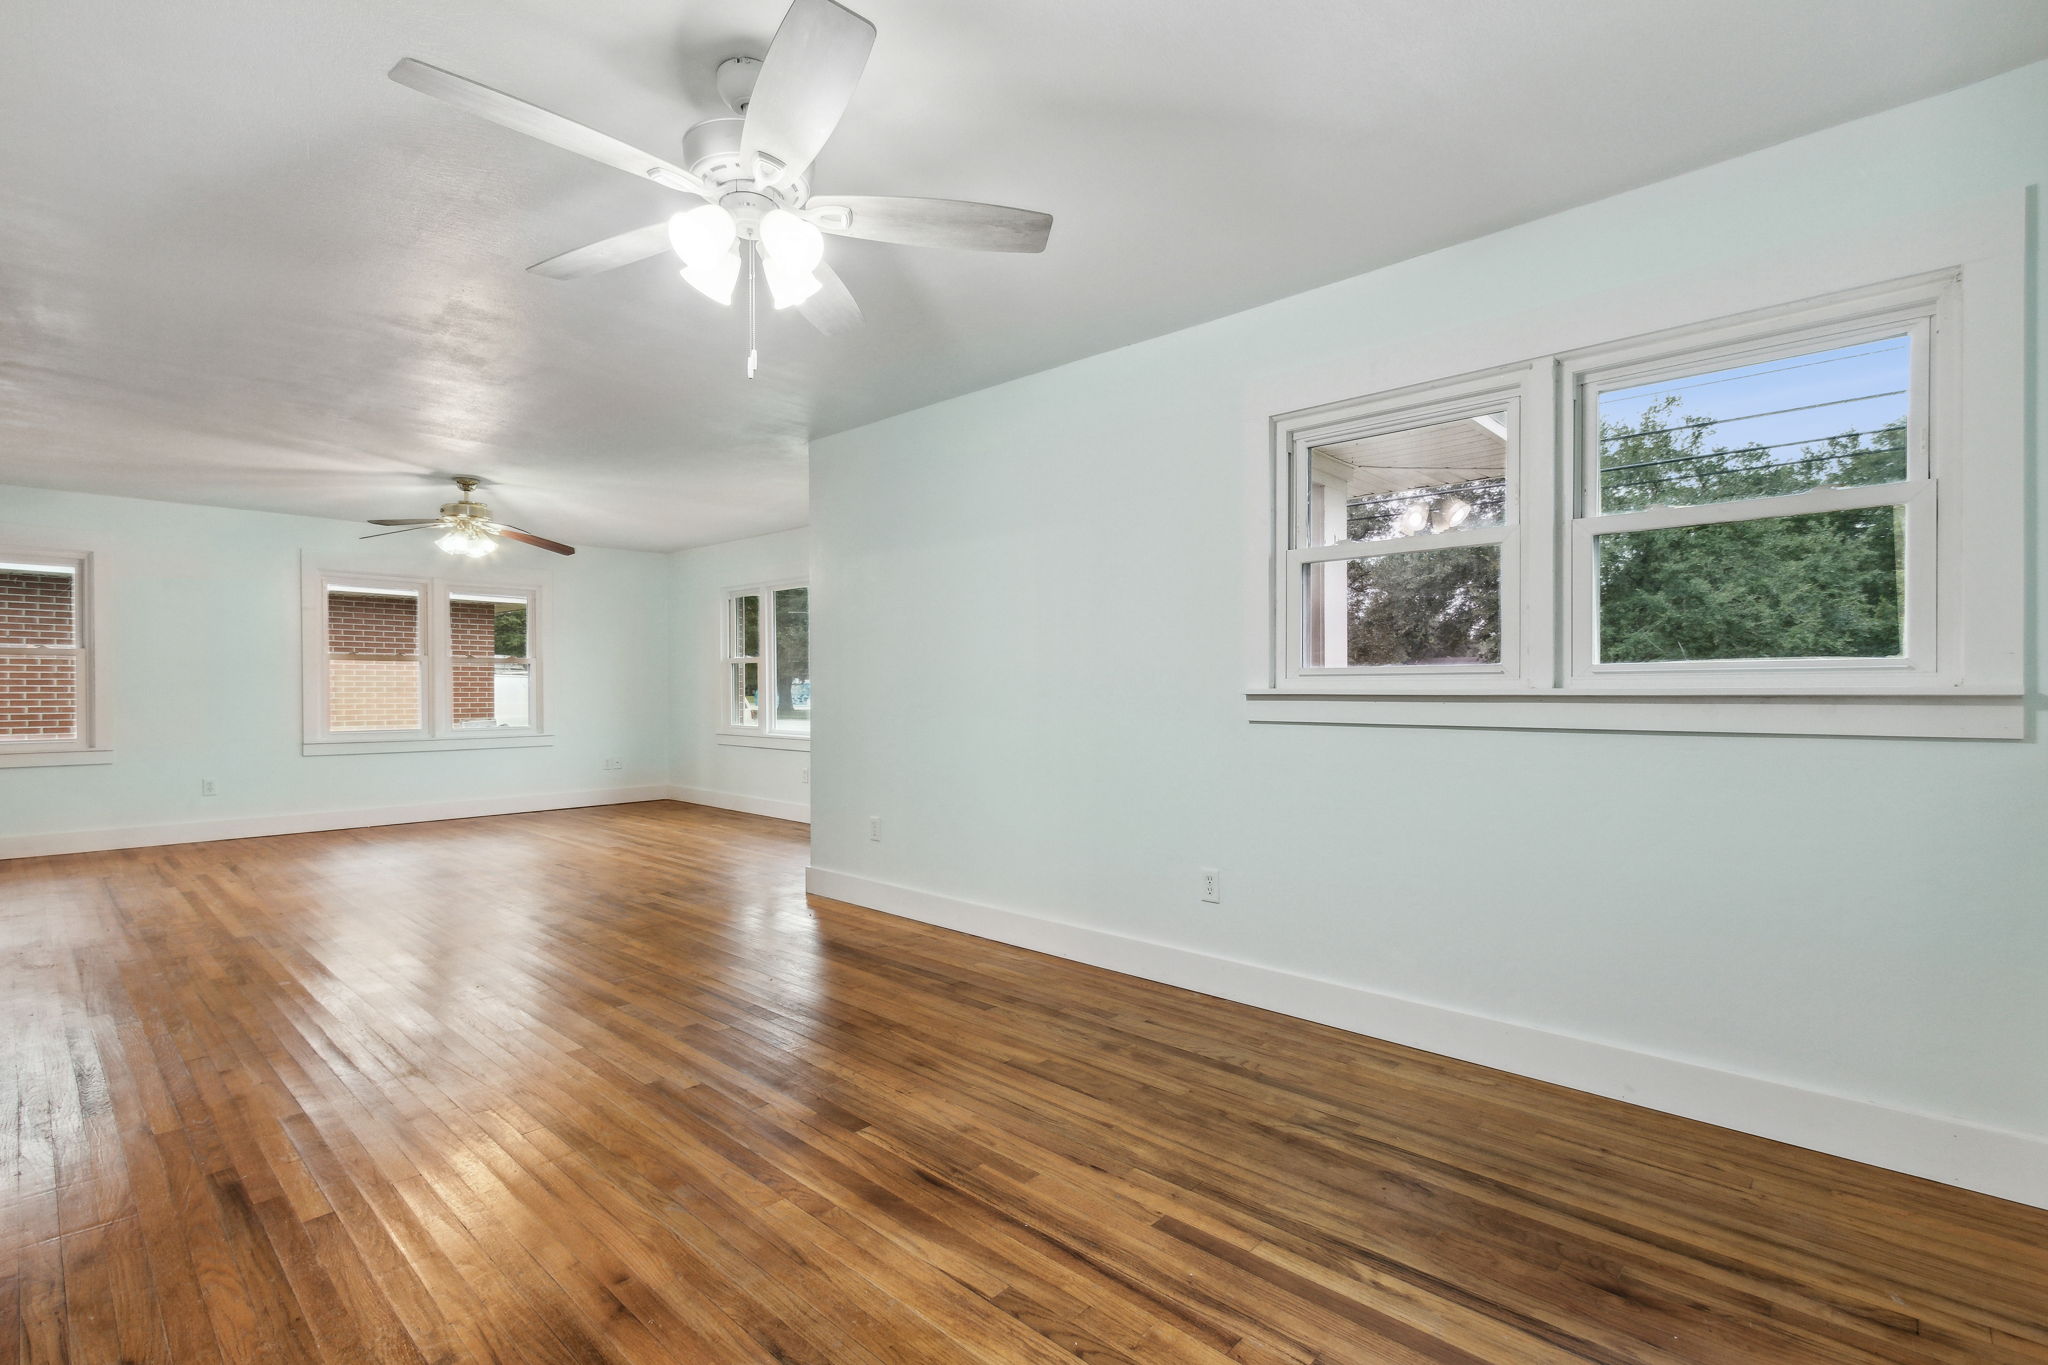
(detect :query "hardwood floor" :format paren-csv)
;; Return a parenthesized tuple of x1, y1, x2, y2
(2, 801, 2043, 1364)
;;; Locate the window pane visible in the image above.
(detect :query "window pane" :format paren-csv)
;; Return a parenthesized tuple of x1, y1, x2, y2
(1598, 506, 1904, 663)
(0, 654, 77, 741)
(0, 565, 76, 648)
(1307, 545, 1501, 667)
(453, 660, 531, 729)
(1598, 336, 1910, 513)
(450, 596, 530, 729)
(1309, 412, 1507, 545)
(734, 594, 761, 657)
(448, 596, 527, 658)
(731, 661, 759, 726)
(327, 658, 422, 730)
(327, 587, 418, 655)
(772, 587, 809, 734)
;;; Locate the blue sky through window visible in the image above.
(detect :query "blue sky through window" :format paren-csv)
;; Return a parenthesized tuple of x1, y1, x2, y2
(1599, 336, 1909, 466)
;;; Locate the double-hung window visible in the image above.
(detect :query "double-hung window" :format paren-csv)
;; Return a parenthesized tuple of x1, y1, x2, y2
(1568, 311, 1931, 686)
(1294, 377, 1523, 683)
(0, 548, 105, 764)
(721, 583, 809, 745)
(1260, 204, 2023, 738)
(305, 570, 543, 752)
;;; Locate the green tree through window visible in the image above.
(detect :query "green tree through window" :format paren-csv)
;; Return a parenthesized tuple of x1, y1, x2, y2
(1594, 398, 1906, 662)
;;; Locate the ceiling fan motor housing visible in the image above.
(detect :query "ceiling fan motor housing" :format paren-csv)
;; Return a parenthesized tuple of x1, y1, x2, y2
(682, 114, 810, 207)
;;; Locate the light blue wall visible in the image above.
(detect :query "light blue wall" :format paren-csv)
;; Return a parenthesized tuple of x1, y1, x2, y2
(811, 62, 2048, 1139)
(0, 484, 674, 839)
(670, 525, 812, 815)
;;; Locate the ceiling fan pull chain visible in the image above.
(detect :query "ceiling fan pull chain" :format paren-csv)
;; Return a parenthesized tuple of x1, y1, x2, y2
(746, 240, 760, 379)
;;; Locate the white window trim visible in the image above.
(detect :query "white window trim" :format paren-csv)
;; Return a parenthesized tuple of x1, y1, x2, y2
(301, 564, 551, 757)
(0, 532, 113, 769)
(718, 579, 810, 749)
(1249, 193, 2025, 739)
(1284, 366, 1538, 692)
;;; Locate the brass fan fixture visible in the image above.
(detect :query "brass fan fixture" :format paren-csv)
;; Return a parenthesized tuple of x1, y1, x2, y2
(360, 477, 576, 557)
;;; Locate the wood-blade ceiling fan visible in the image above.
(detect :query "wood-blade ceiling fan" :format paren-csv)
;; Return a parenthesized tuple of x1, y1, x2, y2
(361, 477, 576, 557)
(388, 0, 1053, 368)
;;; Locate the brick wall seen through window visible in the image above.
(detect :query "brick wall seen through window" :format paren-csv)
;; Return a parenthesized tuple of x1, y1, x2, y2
(0, 567, 79, 740)
(326, 590, 421, 731)
(449, 596, 529, 729)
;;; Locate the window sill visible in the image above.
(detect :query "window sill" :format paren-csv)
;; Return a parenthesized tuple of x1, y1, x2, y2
(715, 732, 811, 752)
(1244, 691, 2022, 740)
(302, 734, 555, 757)
(0, 747, 115, 769)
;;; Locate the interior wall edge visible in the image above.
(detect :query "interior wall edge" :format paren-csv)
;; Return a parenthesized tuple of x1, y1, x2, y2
(0, 786, 675, 860)
(804, 864, 2048, 1211)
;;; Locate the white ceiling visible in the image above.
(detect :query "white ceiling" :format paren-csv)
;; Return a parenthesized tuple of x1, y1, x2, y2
(3, 0, 2045, 551)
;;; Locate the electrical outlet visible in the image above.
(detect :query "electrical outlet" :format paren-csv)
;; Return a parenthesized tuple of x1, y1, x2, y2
(602, 757, 623, 771)
(200, 779, 218, 797)
(1199, 868, 1221, 904)
(868, 815, 882, 842)
(800, 766, 810, 785)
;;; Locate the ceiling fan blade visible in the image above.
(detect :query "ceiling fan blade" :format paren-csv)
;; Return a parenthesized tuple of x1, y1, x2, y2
(366, 518, 440, 526)
(360, 524, 439, 540)
(389, 58, 712, 199)
(797, 258, 862, 335)
(529, 223, 672, 280)
(487, 524, 577, 556)
(804, 196, 1052, 253)
(738, 0, 876, 187)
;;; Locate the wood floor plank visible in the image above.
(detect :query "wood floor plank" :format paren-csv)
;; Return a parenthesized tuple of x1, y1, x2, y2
(2, 800, 2043, 1363)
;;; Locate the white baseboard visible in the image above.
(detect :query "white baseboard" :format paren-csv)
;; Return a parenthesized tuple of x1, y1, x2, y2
(668, 785, 811, 824)
(0, 786, 675, 860)
(805, 865, 2048, 1211)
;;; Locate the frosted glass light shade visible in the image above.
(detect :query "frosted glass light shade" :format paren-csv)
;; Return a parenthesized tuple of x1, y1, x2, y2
(762, 256, 822, 309)
(680, 249, 741, 305)
(668, 205, 737, 266)
(759, 209, 824, 272)
(436, 530, 497, 558)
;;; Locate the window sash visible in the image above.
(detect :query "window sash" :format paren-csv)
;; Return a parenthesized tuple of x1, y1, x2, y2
(321, 580, 425, 737)
(722, 583, 807, 737)
(444, 585, 539, 735)
(724, 591, 763, 731)
(1285, 387, 1526, 682)
(1573, 312, 1933, 519)
(0, 549, 95, 754)
(1563, 302, 1941, 687)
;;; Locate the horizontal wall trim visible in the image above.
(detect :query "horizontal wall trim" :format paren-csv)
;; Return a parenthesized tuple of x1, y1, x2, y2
(714, 733, 812, 752)
(0, 747, 116, 769)
(806, 865, 2048, 1211)
(0, 786, 673, 860)
(1244, 691, 2024, 739)
(669, 784, 811, 825)
(301, 734, 555, 757)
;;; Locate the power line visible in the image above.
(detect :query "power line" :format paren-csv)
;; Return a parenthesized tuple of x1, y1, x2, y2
(1600, 390, 1906, 445)
(1601, 339, 1908, 407)
(1603, 444, 1904, 495)
(1603, 428, 1901, 475)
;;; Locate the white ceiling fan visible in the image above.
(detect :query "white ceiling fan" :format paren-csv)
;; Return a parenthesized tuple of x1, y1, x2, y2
(389, 0, 1053, 370)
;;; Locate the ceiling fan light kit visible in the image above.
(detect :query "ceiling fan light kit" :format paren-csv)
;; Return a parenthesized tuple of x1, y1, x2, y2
(388, 0, 1054, 374)
(361, 477, 578, 557)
